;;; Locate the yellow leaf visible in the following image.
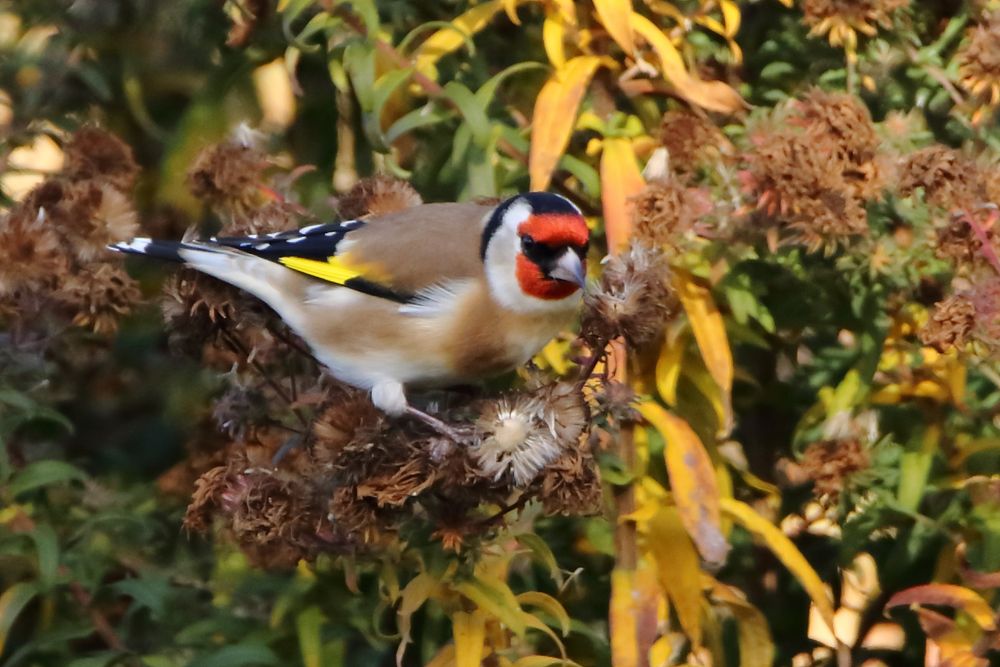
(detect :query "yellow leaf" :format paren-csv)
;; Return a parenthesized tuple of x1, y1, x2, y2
(425, 645, 456, 667)
(886, 584, 997, 630)
(648, 636, 672, 667)
(599, 136, 645, 253)
(711, 581, 774, 667)
(675, 270, 733, 433)
(630, 13, 744, 113)
(646, 507, 704, 646)
(517, 592, 571, 637)
(396, 572, 440, 666)
(453, 610, 487, 667)
(654, 329, 685, 406)
(720, 498, 837, 635)
(720, 0, 741, 38)
(529, 55, 602, 191)
(512, 656, 581, 667)
(593, 0, 635, 55)
(454, 577, 527, 636)
(637, 402, 730, 566)
(414, 0, 507, 79)
(610, 569, 639, 667)
(502, 0, 521, 25)
(542, 10, 567, 69)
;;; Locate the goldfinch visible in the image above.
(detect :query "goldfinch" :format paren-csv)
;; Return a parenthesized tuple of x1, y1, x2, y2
(111, 192, 589, 434)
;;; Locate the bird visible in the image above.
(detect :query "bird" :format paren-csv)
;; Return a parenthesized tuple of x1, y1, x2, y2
(110, 191, 589, 438)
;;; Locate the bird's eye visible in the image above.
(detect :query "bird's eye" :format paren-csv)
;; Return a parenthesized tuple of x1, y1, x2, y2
(521, 235, 536, 250)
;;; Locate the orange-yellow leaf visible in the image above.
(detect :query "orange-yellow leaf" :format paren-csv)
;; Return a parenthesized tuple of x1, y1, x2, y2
(675, 270, 733, 432)
(599, 136, 645, 253)
(530, 55, 602, 191)
(646, 507, 704, 646)
(720, 497, 837, 635)
(610, 569, 640, 667)
(396, 572, 439, 667)
(452, 610, 487, 667)
(610, 565, 661, 667)
(502, 0, 521, 25)
(630, 12, 744, 113)
(414, 0, 507, 78)
(720, 0, 741, 38)
(886, 584, 997, 630)
(542, 10, 567, 69)
(593, 0, 635, 55)
(654, 330, 685, 406)
(712, 581, 774, 667)
(637, 402, 729, 566)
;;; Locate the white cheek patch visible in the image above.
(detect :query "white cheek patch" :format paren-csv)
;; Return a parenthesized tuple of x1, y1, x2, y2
(483, 200, 581, 314)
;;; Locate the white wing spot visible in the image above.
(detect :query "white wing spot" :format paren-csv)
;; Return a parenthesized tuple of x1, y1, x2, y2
(286, 237, 306, 244)
(254, 243, 271, 250)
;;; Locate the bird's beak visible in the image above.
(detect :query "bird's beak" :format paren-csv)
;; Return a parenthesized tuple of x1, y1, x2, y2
(549, 249, 586, 288)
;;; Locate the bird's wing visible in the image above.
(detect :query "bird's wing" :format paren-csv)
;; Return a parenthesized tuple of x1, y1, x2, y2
(211, 201, 494, 301)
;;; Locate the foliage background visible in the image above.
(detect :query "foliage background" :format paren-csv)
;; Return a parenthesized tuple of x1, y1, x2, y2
(2, 0, 1000, 665)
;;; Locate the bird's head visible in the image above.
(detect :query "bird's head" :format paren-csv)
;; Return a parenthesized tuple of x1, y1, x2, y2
(481, 192, 589, 313)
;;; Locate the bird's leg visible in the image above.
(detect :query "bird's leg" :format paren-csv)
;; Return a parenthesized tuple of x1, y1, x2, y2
(372, 381, 472, 443)
(405, 406, 469, 442)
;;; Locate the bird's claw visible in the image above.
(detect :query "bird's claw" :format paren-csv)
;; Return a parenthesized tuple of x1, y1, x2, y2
(405, 406, 475, 444)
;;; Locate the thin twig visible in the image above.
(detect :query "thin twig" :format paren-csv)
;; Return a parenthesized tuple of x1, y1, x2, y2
(68, 581, 127, 652)
(962, 208, 1000, 276)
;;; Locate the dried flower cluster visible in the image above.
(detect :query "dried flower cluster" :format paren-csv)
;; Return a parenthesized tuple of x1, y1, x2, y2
(168, 164, 607, 561)
(658, 110, 725, 177)
(0, 128, 141, 334)
(746, 91, 886, 253)
(957, 11, 1000, 110)
(581, 243, 678, 349)
(801, 0, 907, 50)
(800, 438, 871, 501)
(630, 178, 713, 250)
(922, 278, 1000, 355)
(897, 146, 987, 211)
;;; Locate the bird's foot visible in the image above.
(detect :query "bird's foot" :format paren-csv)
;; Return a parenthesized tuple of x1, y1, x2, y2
(405, 406, 474, 443)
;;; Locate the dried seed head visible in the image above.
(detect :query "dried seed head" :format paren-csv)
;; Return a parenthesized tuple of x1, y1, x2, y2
(213, 381, 270, 441)
(0, 206, 68, 295)
(63, 127, 140, 192)
(748, 128, 868, 253)
(57, 263, 141, 335)
(538, 445, 603, 516)
(935, 215, 994, 269)
(898, 146, 985, 210)
(792, 89, 886, 199)
(658, 110, 724, 176)
(801, 0, 907, 47)
(592, 380, 639, 426)
(188, 141, 271, 215)
(800, 438, 870, 501)
(581, 243, 679, 348)
(631, 179, 711, 249)
(920, 295, 977, 352)
(958, 11, 1000, 108)
(335, 174, 423, 219)
(471, 382, 587, 487)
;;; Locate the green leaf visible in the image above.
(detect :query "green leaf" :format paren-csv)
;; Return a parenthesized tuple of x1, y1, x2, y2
(385, 105, 451, 143)
(453, 577, 527, 637)
(474, 61, 546, 108)
(30, 523, 59, 590)
(187, 645, 280, 667)
(343, 41, 376, 111)
(517, 533, 563, 587)
(442, 81, 491, 146)
(9, 460, 87, 497)
(0, 581, 40, 654)
(112, 576, 171, 620)
(296, 606, 325, 667)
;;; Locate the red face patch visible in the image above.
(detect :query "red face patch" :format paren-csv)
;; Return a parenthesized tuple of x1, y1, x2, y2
(517, 214, 589, 247)
(516, 255, 581, 300)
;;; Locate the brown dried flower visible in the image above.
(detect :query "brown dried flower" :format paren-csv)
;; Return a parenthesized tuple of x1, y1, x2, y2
(658, 110, 724, 176)
(920, 295, 976, 352)
(0, 206, 68, 295)
(801, 0, 907, 50)
(958, 11, 1000, 108)
(749, 128, 869, 253)
(63, 126, 140, 192)
(800, 438, 871, 500)
(792, 89, 886, 199)
(335, 175, 423, 220)
(935, 214, 995, 269)
(631, 178, 712, 249)
(471, 382, 587, 486)
(582, 243, 679, 349)
(57, 263, 141, 335)
(537, 445, 603, 516)
(188, 141, 271, 215)
(898, 146, 984, 210)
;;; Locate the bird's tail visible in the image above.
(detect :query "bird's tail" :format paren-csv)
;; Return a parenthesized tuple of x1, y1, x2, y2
(109, 238, 305, 330)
